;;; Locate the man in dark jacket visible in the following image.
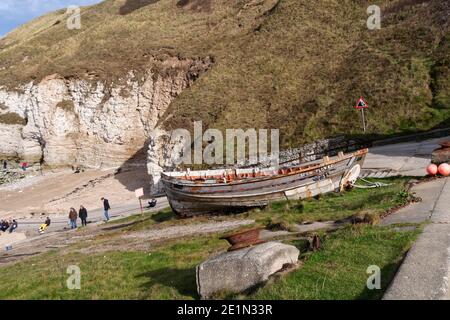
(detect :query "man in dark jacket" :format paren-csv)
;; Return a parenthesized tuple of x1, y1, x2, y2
(101, 197, 111, 221)
(79, 205, 88, 226)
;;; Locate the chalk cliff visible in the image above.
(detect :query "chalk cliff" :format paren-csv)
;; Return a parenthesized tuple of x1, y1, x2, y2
(0, 57, 212, 169)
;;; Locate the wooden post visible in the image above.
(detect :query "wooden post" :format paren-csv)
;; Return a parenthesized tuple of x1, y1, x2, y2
(139, 197, 144, 215)
(135, 187, 145, 215)
(361, 108, 366, 132)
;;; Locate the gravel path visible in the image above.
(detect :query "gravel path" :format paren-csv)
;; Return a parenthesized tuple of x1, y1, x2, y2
(0, 218, 255, 265)
(122, 220, 255, 241)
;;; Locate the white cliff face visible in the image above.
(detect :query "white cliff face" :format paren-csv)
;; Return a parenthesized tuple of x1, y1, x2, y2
(0, 124, 23, 158)
(0, 57, 212, 171)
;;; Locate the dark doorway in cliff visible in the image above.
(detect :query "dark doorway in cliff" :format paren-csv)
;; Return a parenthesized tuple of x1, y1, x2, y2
(113, 140, 153, 199)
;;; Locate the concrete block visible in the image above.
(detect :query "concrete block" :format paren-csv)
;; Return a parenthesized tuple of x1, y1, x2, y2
(196, 241, 299, 298)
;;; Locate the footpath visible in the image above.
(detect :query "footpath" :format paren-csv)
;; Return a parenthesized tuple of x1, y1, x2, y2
(383, 177, 450, 299)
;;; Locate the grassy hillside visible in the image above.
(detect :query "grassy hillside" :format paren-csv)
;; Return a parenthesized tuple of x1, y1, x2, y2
(0, 0, 448, 148)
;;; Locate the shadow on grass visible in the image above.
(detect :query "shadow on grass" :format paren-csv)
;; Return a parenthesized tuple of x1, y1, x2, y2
(102, 221, 142, 231)
(151, 210, 176, 223)
(137, 267, 199, 299)
(104, 209, 176, 231)
(0, 251, 43, 264)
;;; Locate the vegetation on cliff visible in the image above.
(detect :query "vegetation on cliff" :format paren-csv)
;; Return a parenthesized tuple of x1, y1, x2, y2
(0, 0, 448, 147)
(0, 112, 26, 125)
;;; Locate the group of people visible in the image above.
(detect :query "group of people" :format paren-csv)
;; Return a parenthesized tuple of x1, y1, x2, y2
(66, 197, 111, 230)
(0, 219, 18, 233)
(1, 160, 29, 171)
(68, 205, 88, 229)
(1, 194, 155, 236)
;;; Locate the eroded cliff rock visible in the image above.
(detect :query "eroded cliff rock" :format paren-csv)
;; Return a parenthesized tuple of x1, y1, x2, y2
(0, 56, 212, 170)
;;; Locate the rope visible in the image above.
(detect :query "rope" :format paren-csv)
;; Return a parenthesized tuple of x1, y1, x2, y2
(352, 177, 393, 189)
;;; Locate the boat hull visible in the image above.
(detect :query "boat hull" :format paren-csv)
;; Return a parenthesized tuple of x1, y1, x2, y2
(162, 150, 367, 217)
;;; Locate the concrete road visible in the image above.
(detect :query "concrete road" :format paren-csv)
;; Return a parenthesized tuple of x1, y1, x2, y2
(362, 137, 448, 177)
(14, 196, 169, 235)
(364, 136, 450, 299)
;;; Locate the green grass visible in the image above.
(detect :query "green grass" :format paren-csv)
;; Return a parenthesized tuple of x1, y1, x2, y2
(0, 236, 226, 300)
(248, 224, 421, 300)
(0, 177, 422, 299)
(239, 177, 413, 228)
(107, 208, 176, 226)
(109, 208, 215, 232)
(0, 224, 420, 300)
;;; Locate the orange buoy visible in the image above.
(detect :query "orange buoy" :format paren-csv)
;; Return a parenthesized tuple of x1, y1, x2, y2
(438, 163, 450, 176)
(427, 164, 438, 175)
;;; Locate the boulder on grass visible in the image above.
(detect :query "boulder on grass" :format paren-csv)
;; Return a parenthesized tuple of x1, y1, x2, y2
(196, 241, 299, 299)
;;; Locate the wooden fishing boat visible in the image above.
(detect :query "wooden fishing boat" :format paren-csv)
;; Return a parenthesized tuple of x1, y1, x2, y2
(161, 148, 368, 217)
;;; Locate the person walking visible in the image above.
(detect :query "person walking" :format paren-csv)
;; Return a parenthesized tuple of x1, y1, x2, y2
(68, 207, 78, 229)
(20, 162, 28, 171)
(79, 205, 88, 227)
(101, 197, 111, 222)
